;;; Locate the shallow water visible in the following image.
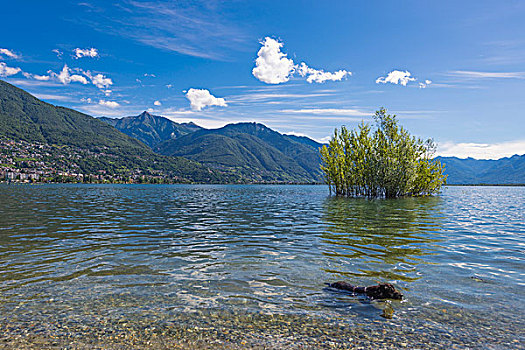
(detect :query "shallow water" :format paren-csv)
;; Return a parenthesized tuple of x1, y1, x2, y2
(0, 184, 523, 349)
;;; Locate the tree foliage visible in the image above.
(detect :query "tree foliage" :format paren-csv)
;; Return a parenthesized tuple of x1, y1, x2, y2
(320, 108, 446, 198)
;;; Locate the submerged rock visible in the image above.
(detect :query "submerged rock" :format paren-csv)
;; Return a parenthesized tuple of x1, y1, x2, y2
(328, 282, 404, 300)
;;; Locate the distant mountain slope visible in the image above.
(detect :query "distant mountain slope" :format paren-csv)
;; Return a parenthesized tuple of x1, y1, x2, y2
(155, 122, 324, 182)
(0, 80, 146, 151)
(437, 155, 525, 184)
(99, 111, 202, 148)
(0, 79, 234, 183)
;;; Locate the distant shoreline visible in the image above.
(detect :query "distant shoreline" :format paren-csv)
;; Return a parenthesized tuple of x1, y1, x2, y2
(445, 183, 525, 187)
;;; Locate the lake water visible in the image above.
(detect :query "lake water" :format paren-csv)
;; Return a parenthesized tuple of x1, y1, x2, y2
(0, 184, 523, 349)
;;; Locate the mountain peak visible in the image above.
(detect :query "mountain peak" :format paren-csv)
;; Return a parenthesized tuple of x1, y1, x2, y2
(99, 110, 203, 148)
(139, 111, 153, 118)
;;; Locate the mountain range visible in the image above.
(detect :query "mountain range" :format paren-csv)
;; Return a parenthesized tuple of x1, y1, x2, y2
(436, 155, 525, 184)
(155, 122, 324, 182)
(0, 79, 232, 183)
(101, 112, 524, 184)
(1, 79, 523, 184)
(98, 112, 324, 182)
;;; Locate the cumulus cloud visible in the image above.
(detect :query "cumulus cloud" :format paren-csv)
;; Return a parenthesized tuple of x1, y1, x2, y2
(297, 62, 351, 83)
(437, 139, 525, 159)
(98, 100, 120, 108)
(185, 88, 227, 111)
(0, 62, 21, 77)
(84, 71, 113, 89)
(74, 48, 99, 59)
(22, 72, 51, 81)
(154, 100, 162, 106)
(419, 79, 432, 88)
(0, 48, 19, 59)
(43, 65, 113, 91)
(376, 70, 417, 86)
(48, 64, 88, 85)
(252, 37, 296, 84)
(252, 37, 351, 85)
(81, 97, 93, 103)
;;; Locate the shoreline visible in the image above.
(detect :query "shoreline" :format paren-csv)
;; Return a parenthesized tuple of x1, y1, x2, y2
(1, 181, 524, 187)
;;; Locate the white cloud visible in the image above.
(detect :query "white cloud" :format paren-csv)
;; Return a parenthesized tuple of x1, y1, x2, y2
(5, 79, 60, 87)
(376, 70, 416, 86)
(83, 71, 113, 89)
(81, 97, 93, 103)
(78, 104, 125, 117)
(22, 72, 51, 81)
(446, 70, 525, 79)
(32, 93, 73, 102)
(50, 64, 89, 85)
(437, 140, 525, 159)
(46, 65, 113, 90)
(229, 92, 333, 103)
(318, 136, 332, 143)
(297, 62, 351, 83)
(185, 88, 227, 111)
(285, 131, 310, 138)
(52, 49, 63, 59)
(144, 73, 156, 77)
(0, 62, 21, 77)
(33, 74, 51, 81)
(252, 37, 351, 85)
(74, 48, 99, 59)
(154, 100, 162, 106)
(0, 48, 19, 59)
(280, 108, 370, 116)
(81, 1, 247, 60)
(252, 37, 296, 84)
(419, 79, 432, 88)
(98, 100, 120, 108)
(159, 108, 197, 116)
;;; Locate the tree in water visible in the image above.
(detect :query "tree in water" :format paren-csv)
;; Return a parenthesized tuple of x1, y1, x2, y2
(320, 108, 446, 198)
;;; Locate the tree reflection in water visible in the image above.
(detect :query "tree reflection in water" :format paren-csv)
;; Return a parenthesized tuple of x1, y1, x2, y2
(321, 195, 444, 284)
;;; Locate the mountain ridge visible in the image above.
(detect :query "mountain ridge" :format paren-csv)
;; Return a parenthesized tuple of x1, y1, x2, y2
(437, 154, 525, 184)
(155, 122, 324, 183)
(2, 79, 523, 185)
(99, 111, 202, 148)
(0, 79, 234, 183)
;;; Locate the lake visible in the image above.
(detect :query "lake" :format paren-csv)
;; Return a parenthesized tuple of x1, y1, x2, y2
(0, 184, 523, 349)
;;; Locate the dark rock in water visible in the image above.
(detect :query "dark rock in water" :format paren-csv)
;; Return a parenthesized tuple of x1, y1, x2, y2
(328, 282, 403, 300)
(470, 275, 492, 283)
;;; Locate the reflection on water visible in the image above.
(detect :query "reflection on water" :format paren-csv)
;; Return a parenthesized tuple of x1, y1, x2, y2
(0, 184, 523, 348)
(321, 196, 444, 282)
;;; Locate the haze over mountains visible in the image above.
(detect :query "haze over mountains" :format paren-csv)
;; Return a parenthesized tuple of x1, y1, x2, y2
(1, 79, 523, 184)
(436, 155, 525, 184)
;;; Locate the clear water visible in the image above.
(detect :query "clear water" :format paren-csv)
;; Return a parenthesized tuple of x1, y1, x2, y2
(0, 184, 523, 348)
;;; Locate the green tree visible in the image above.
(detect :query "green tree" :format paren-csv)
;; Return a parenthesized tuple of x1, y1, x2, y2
(320, 108, 446, 198)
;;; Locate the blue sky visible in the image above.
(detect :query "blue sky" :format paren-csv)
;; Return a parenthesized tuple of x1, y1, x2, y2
(1, 0, 524, 158)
